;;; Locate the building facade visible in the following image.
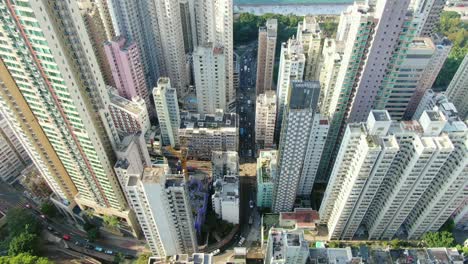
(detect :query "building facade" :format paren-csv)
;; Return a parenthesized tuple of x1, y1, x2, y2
(256, 19, 277, 95)
(272, 81, 320, 213)
(153, 78, 181, 148)
(275, 39, 305, 139)
(108, 91, 150, 135)
(445, 54, 468, 120)
(179, 111, 238, 160)
(297, 16, 323, 81)
(104, 37, 152, 116)
(0, 0, 138, 232)
(255, 91, 277, 148)
(193, 44, 226, 114)
(256, 150, 277, 209)
(126, 167, 198, 257)
(320, 110, 467, 240)
(212, 175, 240, 224)
(0, 113, 32, 184)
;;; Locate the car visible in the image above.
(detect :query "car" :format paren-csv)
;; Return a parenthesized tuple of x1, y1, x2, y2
(47, 226, 53, 231)
(249, 200, 254, 209)
(124, 255, 134, 259)
(95, 247, 103, 252)
(25, 204, 31, 208)
(211, 249, 220, 256)
(74, 241, 82, 247)
(53, 231, 61, 237)
(62, 234, 71, 241)
(85, 244, 95, 250)
(104, 250, 114, 255)
(40, 214, 46, 219)
(238, 237, 245, 246)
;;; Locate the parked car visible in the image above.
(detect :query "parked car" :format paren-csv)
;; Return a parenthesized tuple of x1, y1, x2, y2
(211, 249, 220, 256)
(62, 234, 71, 241)
(104, 250, 114, 255)
(238, 237, 245, 246)
(53, 231, 60, 237)
(85, 244, 95, 250)
(95, 247, 103, 252)
(74, 241, 82, 247)
(47, 226, 53, 231)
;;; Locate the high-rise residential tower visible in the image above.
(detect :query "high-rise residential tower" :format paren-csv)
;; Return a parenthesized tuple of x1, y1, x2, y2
(272, 81, 320, 213)
(153, 78, 181, 148)
(255, 91, 277, 148)
(0, 113, 32, 184)
(317, 0, 416, 183)
(194, 0, 234, 103)
(0, 0, 139, 233)
(320, 110, 467, 240)
(126, 167, 198, 257)
(104, 37, 152, 116)
(275, 39, 305, 140)
(256, 150, 277, 209)
(78, 0, 115, 87)
(179, 0, 197, 53)
(412, 0, 446, 37)
(297, 16, 324, 81)
(445, 54, 468, 120)
(256, 19, 277, 95)
(193, 44, 227, 114)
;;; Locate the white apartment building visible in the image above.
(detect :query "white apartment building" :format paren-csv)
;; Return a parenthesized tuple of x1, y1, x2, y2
(212, 175, 240, 224)
(109, 90, 151, 135)
(193, 0, 234, 103)
(297, 16, 323, 81)
(275, 39, 305, 137)
(412, 0, 446, 37)
(273, 81, 320, 213)
(0, 113, 31, 183)
(193, 44, 227, 114)
(255, 91, 277, 148)
(321, 110, 467, 240)
(211, 151, 239, 181)
(0, 0, 139, 233)
(445, 54, 468, 120)
(126, 167, 198, 257)
(454, 201, 468, 231)
(297, 113, 329, 198)
(179, 111, 238, 160)
(256, 19, 277, 95)
(256, 150, 277, 209)
(412, 89, 461, 122)
(153, 78, 181, 148)
(265, 229, 309, 264)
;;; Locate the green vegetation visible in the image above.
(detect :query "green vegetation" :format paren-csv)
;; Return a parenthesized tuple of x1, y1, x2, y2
(234, 13, 301, 46)
(83, 221, 100, 242)
(421, 231, 456, 248)
(135, 253, 151, 264)
(434, 11, 468, 89)
(0, 208, 51, 262)
(103, 215, 119, 229)
(0, 253, 53, 264)
(40, 202, 57, 218)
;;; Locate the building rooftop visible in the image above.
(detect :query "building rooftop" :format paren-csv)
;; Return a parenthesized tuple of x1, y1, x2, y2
(371, 110, 391, 122)
(290, 80, 320, 110)
(213, 175, 239, 200)
(180, 110, 238, 129)
(109, 89, 145, 114)
(212, 151, 239, 178)
(280, 208, 320, 229)
(257, 150, 277, 183)
(141, 167, 168, 184)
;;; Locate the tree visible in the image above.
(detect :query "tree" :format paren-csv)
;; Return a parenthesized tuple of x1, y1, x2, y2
(0, 253, 53, 264)
(40, 202, 57, 218)
(113, 252, 124, 264)
(8, 231, 39, 256)
(421, 231, 456, 248)
(6, 208, 40, 237)
(136, 253, 150, 264)
(86, 227, 99, 242)
(327, 241, 342, 248)
(102, 215, 119, 229)
(390, 239, 402, 249)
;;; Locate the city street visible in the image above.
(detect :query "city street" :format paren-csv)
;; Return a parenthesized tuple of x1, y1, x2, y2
(236, 43, 258, 159)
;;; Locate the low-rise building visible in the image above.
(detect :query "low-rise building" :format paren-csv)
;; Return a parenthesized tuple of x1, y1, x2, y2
(212, 175, 240, 224)
(265, 229, 309, 264)
(256, 150, 277, 209)
(179, 110, 238, 160)
(211, 151, 239, 180)
(279, 208, 320, 233)
(255, 91, 277, 148)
